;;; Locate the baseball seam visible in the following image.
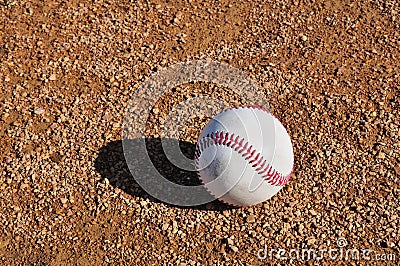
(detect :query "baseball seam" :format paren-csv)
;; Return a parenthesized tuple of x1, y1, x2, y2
(194, 106, 292, 188)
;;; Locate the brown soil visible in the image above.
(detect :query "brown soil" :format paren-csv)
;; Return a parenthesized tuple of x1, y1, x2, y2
(0, 0, 399, 265)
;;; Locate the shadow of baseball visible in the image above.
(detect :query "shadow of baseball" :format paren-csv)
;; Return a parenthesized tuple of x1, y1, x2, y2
(94, 139, 236, 211)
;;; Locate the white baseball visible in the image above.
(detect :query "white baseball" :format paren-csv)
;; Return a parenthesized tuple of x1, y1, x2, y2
(194, 106, 294, 207)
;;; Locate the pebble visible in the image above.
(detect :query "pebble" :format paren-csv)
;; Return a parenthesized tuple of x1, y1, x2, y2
(162, 223, 169, 231)
(49, 74, 57, 81)
(60, 198, 68, 204)
(377, 152, 385, 159)
(299, 34, 308, 41)
(246, 214, 256, 223)
(230, 246, 239, 252)
(34, 107, 45, 115)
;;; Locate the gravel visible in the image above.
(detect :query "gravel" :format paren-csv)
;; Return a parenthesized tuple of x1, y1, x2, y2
(0, 0, 399, 265)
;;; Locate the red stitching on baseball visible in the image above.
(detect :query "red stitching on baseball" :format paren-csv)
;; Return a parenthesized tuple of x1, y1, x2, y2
(195, 131, 291, 187)
(250, 153, 260, 164)
(255, 160, 266, 171)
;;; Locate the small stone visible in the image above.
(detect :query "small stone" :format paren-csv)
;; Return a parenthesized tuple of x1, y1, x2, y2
(307, 237, 316, 244)
(300, 34, 307, 41)
(377, 152, 385, 159)
(336, 67, 344, 75)
(310, 210, 317, 216)
(34, 107, 45, 115)
(162, 223, 169, 231)
(2, 113, 9, 120)
(60, 198, 68, 204)
(230, 246, 239, 252)
(4, 76, 10, 82)
(49, 74, 57, 81)
(246, 214, 256, 223)
(173, 11, 184, 23)
(20, 183, 29, 189)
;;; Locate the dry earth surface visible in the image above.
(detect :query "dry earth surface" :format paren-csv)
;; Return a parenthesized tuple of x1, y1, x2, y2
(0, 0, 399, 265)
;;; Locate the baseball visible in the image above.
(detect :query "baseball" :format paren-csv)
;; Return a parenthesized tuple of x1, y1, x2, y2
(194, 106, 294, 207)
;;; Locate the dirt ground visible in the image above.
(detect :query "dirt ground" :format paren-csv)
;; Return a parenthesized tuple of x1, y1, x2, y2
(0, 0, 399, 265)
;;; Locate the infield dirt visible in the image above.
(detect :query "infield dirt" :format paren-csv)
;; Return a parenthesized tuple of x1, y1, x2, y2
(0, 0, 399, 265)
